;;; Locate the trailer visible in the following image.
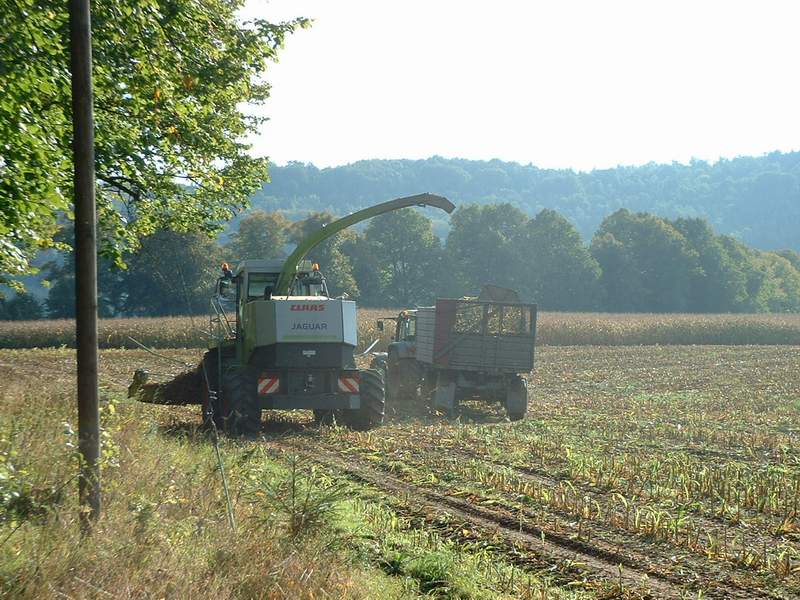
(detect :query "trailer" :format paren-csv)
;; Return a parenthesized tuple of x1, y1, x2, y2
(376, 296, 537, 420)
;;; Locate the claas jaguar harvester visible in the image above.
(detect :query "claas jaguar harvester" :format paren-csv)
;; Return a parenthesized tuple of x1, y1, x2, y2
(200, 193, 455, 434)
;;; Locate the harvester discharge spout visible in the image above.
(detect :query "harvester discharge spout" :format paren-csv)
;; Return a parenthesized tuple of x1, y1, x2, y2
(274, 193, 454, 297)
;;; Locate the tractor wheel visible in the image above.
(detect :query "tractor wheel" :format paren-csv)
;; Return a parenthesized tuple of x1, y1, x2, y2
(369, 354, 387, 376)
(200, 349, 223, 430)
(387, 356, 422, 403)
(344, 369, 385, 431)
(222, 368, 262, 435)
(505, 376, 528, 422)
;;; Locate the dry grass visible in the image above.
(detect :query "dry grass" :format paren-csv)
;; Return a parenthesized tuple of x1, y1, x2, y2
(0, 349, 406, 600)
(2, 310, 799, 349)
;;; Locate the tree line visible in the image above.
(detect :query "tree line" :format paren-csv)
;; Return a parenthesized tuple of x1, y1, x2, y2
(4, 204, 798, 320)
(251, 153, 800, 251)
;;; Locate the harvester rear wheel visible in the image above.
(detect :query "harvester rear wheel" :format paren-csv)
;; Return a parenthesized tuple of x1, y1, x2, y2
(344, 369, 385, 430)
(222, 368, 262, 435)
(505, 376, 528, 421)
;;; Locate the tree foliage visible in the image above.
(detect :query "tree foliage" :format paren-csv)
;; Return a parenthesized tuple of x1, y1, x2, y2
(591, 210, 699, 312)
(1, 0, 307, 287)
(513, 209, 602, 311)
(31, 205, 800, 318)
(225, 210, 289, 261)
(360, 208, 443, 306)
(445, 204, 527, 296)
(289, 213, 358, 299)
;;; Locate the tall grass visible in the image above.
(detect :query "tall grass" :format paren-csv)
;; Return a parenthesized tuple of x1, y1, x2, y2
(0, 349, 406, 600)
(2, 311, 799, 349)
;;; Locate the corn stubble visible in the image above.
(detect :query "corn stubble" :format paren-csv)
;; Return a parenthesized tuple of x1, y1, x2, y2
(0, 341, 799, 598)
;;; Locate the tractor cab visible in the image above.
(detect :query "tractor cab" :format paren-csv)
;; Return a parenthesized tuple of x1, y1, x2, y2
(377, 310, 417, 343)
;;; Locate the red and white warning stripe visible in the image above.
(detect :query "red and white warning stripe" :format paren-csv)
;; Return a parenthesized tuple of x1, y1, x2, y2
(337, 373, 359, 393)
(258, 374, 280, 395)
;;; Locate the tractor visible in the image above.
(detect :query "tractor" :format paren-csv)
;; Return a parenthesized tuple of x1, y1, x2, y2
(131, 193, 455, 434)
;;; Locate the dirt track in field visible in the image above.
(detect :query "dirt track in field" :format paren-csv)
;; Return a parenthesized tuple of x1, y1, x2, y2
(267, 434, 793, 600)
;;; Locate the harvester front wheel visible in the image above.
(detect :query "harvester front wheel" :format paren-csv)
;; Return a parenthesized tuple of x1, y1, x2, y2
(505, 376, 528, 422)
(344, 369, 385, 430)
(222, 368, 262, 435)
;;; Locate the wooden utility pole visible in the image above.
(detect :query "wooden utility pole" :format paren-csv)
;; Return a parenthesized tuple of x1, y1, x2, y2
(69, 0, 100, 529)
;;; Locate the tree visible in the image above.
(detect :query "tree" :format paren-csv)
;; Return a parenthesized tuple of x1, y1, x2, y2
(225, 210, 290, 261)
(672, 218, 749, 312)
(513, 209, 601, 309)
(362, 208, 443, 306)
(0, 294, 43, 320)
(342, 234, 383, 307)
(591, 210, 699, 312)
(120, 230, 224, 316)
(43, 228, 125, 318)
(1, 0, 307, 287)
(290, 213, 358, 299)
(445, 204, 528, 296)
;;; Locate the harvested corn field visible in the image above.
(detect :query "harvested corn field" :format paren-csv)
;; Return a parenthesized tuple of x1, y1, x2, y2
(1, 344, 798, 598)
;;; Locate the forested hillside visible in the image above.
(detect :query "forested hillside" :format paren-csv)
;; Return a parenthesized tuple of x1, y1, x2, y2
(251, 152, 800, 250)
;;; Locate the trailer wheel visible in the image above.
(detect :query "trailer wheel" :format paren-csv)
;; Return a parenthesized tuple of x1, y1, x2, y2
(505, 376, 528, 422)
(200, 349, 223, 430)
(344, 369, 385, 430)
(222, 368, 262, 435)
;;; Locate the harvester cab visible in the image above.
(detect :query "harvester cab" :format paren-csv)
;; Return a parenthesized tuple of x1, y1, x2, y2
(198, 193, 455, 434)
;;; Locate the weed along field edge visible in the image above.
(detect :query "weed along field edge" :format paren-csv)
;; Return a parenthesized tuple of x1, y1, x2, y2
(2, 311, 800, 350)
(1, 344, 799, 598)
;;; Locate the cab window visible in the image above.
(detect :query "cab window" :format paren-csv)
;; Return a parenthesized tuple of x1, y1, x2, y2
(399, 317, 416, 341)
(247, 273, 279, 301)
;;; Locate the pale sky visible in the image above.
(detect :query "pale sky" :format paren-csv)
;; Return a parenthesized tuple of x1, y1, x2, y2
(241, 0, 800, 171)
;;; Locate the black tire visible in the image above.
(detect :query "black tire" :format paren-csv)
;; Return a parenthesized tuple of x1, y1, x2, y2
(344, 369, 385, 431)
(505, 376, 528, 422)
(222, 368, 262, 435)
(369, 354, 387, 376)
(200, 349, 223, 430)
(387, 355, 422, 403)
